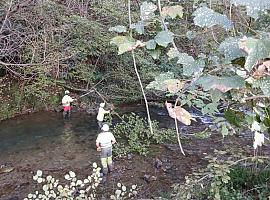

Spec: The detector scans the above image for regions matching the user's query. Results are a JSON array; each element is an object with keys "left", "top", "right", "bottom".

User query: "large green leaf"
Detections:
[
  {"left": 110, "top": 36, "right": 127, "bottom": 46},
  {"left": 154, "top": 31, "right": 174, "bottom": 47},
  {"left": 224, "top": 109, "right": 244, "bottom": 127},
  {"left": 118, "top": 41, "right": 134, "bottom": 55},
  {"left": 109, "top": 25, "right": 127, "bottom": 33},
  {"left": 177, "top": 53, "right": 194, "bottom": 65},
  {"left": 210, "top": 89, "right": 224, "bottom": 102},
  {"left": 243, "top": 38, "right": 270, "bottom": 71},
  {"left": 146, "top": 40, "right": 157, "bottom": 50},
  {"left": 161, "top": 5, "right": 184, "bottom": 19},
  {"left": 146, "top": 72, "right": 174, "bottom": 91},
  {"left": 193, "top": 7, "right": 233, "bottom": 30},
  {"left": 183, "top": 59, "right": 205, "bottom": 77},
  {"left": 140, "top": 1, "right": 157, "bottom": 21},
  {"left": 218, "top": 37, "right": 246, "bottom": 60},
  {"left": 167, "top": 48, "right": 180, "bottom": 59},
  {"left": 131, "top": 21, "right": 144, "bottom": 34},
  {"left": 231, "top": 0, "right": 270, "bottom": 19},
  {"left": 196, "top": 75, "right": 245, "bottom": 92},
  {"left": 253, "top": 77, "right": 270, "bottom": 96},
  {"left": 177, "top": 53, "right": 205, "bottom": 76},
  {"left": 149, "top": 49, "right": 161, "bottom": 60},
  {"left": 110, "top": 36, "right": 136, "bottom": 55},
  {"left": 202, "top": 102, "right": 219, "bottom": 116}
]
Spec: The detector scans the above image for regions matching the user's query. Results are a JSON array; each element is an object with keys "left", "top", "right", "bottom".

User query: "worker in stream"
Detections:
[
  {"left": 62, "top": 90, "right": 76, "bottom": 118},
  {"left": 96, "top": 123, "right": 116, "bottom": 175},
  {"left": 96, "top": 102, "right": 111, "bottom": 129}
]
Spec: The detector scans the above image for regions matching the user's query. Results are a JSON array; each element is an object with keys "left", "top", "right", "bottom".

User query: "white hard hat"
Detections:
[
  {"left": 101, "top": 124, "right": 109, "bottom": 132},
  {"left": 65, "top": 90, "right": 70, "bottom": 94},
  {"left": 100, "top": 102, "right": 105, "bottom": 107}
]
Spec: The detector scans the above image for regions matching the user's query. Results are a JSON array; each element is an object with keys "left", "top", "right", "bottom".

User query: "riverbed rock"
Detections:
[
  {"left": 143, "top": 174, "right": 157, "bottom": 183},
  {"left": 154, "top": 158, "right": 162, "bottom": 169},
  {"left": 127, "top": 154, "right": 133, "bottom": 160},
  {"left": 0, "top": 165, "right": 14, "bottom": 174}
]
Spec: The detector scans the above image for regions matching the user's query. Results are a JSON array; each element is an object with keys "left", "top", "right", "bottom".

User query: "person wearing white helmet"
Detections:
[
  {"left": 62, "top": 90, "right": 76, "bottom": 118},
  {"left": 96, "top": 123, "right": 116, "bottom": 175},
  {"left": 96, "top": 102, "right": 111, "bottom": 129}
]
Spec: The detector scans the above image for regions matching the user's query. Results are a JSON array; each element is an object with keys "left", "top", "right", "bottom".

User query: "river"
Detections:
[{"left": 0, "top": 105, "right": 257, "bottom": 199}]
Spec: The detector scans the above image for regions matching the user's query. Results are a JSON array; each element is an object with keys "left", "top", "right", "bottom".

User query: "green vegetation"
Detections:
[
  {"left": 172, "top": 150, "right": 270, "bottom": 200},
  {"left": 112, "top": 113, "right": 176, "bottom": 156}
]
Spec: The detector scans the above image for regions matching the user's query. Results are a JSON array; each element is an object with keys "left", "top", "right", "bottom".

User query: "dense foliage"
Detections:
[
  {"left": 112, "top": 113, "right": 176, "bottom": 156},
  {"left": 0, "top": 0, "right": 160, "bottom": 119}
]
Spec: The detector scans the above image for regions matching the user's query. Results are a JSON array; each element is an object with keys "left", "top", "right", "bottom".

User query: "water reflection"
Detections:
[{"left": 62, "top": 119, "right": 74, "bottom": 142}]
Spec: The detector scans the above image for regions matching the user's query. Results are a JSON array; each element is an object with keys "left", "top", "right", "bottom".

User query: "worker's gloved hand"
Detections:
[{"left": 96, "top": 147, "right": 101, "bottom": 152}]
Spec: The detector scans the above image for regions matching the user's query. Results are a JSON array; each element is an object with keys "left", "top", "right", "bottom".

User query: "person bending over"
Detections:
[{"left": 96, "top": 102, "right": 110, "bottom": 129}]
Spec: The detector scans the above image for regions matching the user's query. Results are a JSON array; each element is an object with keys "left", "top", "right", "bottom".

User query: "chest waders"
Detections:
[{"left": 100, "top": 146, "right": 113, "bottom": 175}]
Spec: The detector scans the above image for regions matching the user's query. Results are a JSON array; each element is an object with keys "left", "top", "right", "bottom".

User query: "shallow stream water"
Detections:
[{"left": 0, "top": 105, "right": 259, "bottom": 199}]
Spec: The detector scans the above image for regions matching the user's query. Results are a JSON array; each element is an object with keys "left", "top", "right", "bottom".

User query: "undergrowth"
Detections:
[
  {"left": 112, "top": 113, "right": 176, "bottom": 156},
  {"left": 172, "top": 149, "right": 270, "bottom": 200}
]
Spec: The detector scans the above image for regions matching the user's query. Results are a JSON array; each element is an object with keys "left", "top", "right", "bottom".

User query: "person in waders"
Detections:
[
  {"left": 96, "top": 124, "right": 116, "bottom": 175},
  {"left": 62, "top": 90, "right": 75, "bottom": 118},
  {"left": 96, "top": 102, "right": 111, "bottom": 129}
]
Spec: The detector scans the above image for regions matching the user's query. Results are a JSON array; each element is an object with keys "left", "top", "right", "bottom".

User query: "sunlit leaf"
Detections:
[
  {"left": 131, "top": 21, "right": 144, "bottom": 34},
  {"left": 221, "top": 124, "right": 229, "bottom": 136},
  {"left": 218, "top": 37, "right": 246, "bottom": 60},
  {"left": 110, "top": 36, "right": 128, "bottom": 46},
  {"left": 177, "top": 53, "right": 195, "bottom": 64},
  {"left": 193, "top": 7, "right": 233, "bottom": 30},
  {"left": 146, "top": 40, "right": 156, "bottom": 50},
  {"left": 161, "top": 5, "right": 184, "bottom": 19},
  {"left": 140, "top": 1, "right": 157, "bottom": 21},
  {"left": 177, "top": 53, "right": 205, "bottom": 76},
  {"left": 154, "top": 31, "right": 174, "bottom": 47},
  {"left": 118, "top": 41, "right": 136, "bottom": 55},
  {"left": 149, "top": 49, "right": 161, "bottom": 59},
  {"left": 253, "top": 77, "right": 270, "bottom": 96},
  {"left": 166, "top": 79, "right": 184, "bottom": 93},
  {"left": 196, "top": 75, "right": 245, "bottom": 92},
  {"left": 239, "top": 37, "right": 270, "bottom": 71},
  {"left": 183, "top": 59, "right": 205, "bottom": 77},
  {"left": 109, "top": 25, "right": 127, "bottom": 33},
  {"left": 146, "top": 72, "right": 175, "bottom": 91},
  {"left": 165, "top": 101, "right": 194, "bottom": 125},
  {"left": 239, "top": 37, "right": 258, "bottom": 54},
  {"left": 110, "top": 36, "right": 136, "bottom": 55},
  {"left": 231, "top": 0, "right": 270, "bottom": 19},
  {"left": 167, "top": 48, "right": 180, "bottom": 59}
]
